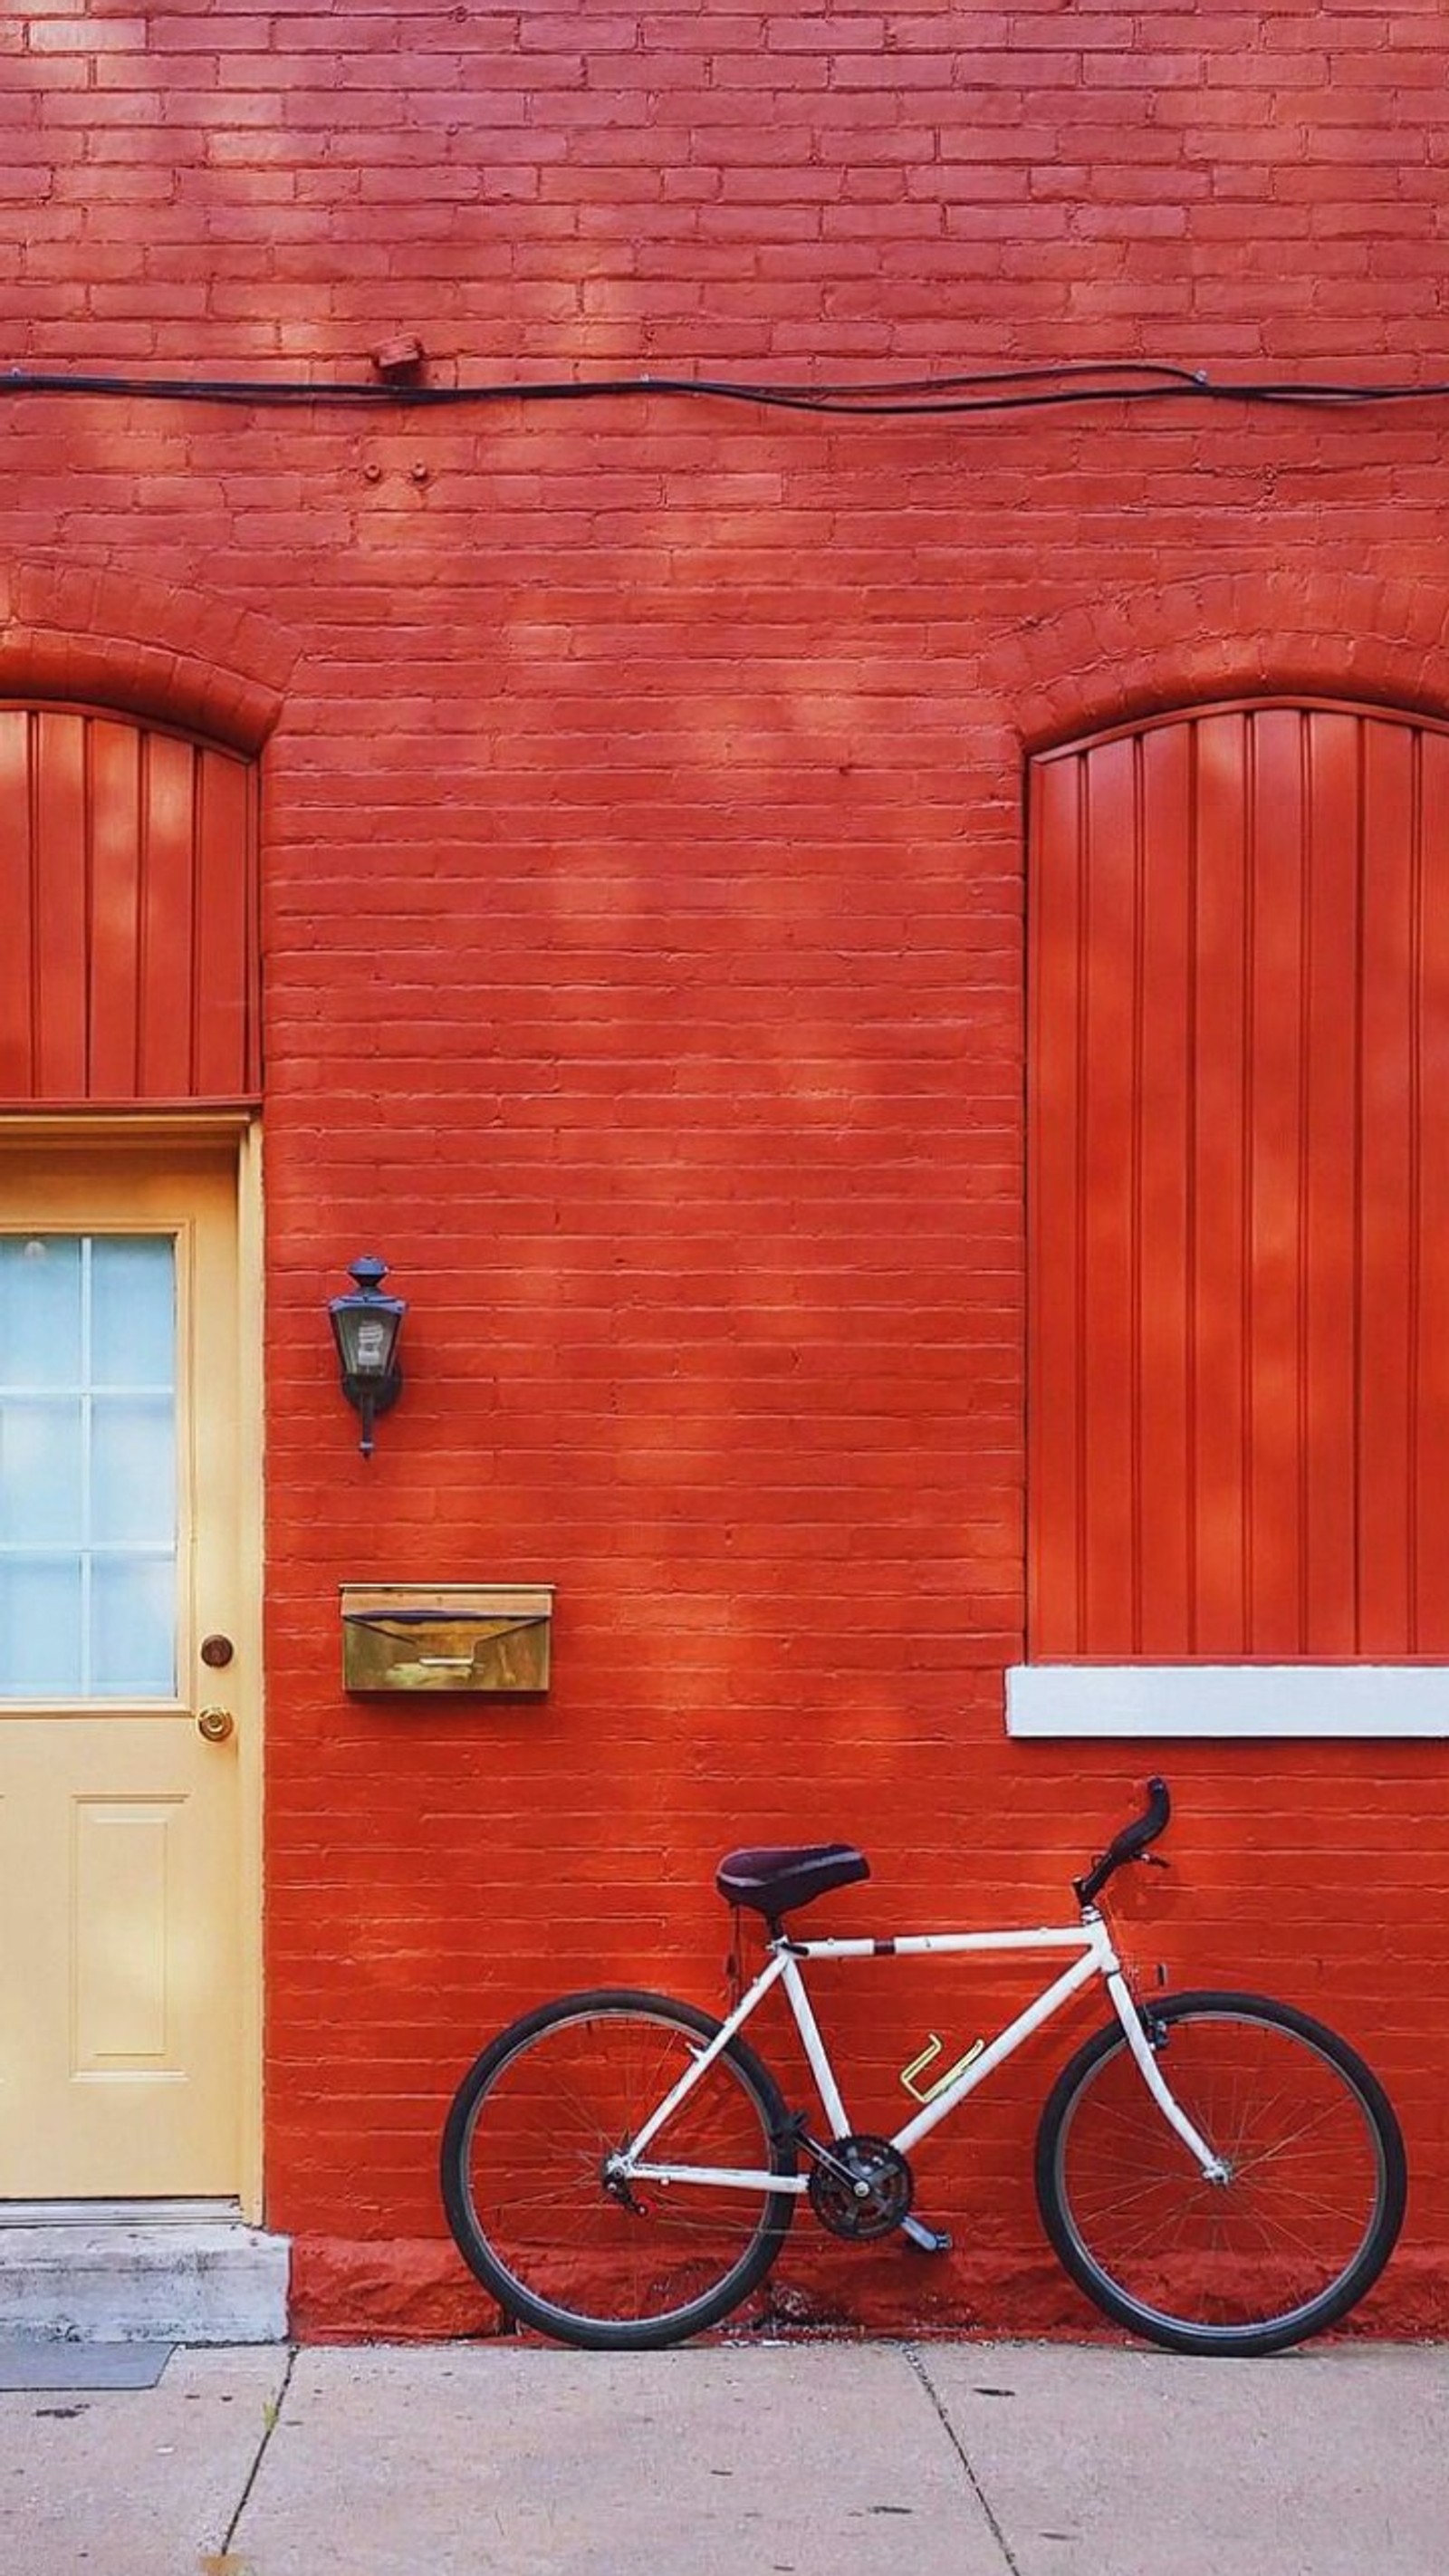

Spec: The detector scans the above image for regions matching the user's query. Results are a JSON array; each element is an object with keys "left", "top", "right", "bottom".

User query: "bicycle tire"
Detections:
[
  {"left": 440, "top": 1987, "right": 798, "bottom": 2350},
  {"left": 1035, "top": 1989, "right": 1406, "bottom": 2356}
]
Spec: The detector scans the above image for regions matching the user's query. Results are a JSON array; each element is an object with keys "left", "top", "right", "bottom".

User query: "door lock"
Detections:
[{"left": 197, "top": 1707, "right": 235, "bottom": 1744}]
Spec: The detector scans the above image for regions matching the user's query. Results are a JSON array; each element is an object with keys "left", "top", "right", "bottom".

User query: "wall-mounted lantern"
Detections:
[{"left": 329, "top": 1255, "right": 408, "bottom": 1457}]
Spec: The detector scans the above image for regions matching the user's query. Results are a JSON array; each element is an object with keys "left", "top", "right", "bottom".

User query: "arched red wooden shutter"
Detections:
[
  {"left": 0, "top": 705, "right": 259, "bottom": 1106},
  {"left": 1028, "top": 699, "right": 1449, "bottom": 1660}
]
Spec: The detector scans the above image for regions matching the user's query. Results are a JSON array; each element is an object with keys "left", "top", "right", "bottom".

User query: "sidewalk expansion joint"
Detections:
[
  {"left": 218, "top": 2341, "right": 298, "bottom": 2559},
  {"left": 901, "top": 2342, "right": 1022, "bottom": 2576}
]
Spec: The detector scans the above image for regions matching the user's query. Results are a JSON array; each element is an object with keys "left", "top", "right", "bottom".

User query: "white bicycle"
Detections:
[{"left": 440, "top": 1780, "right": 1406, "bottom": 2355}]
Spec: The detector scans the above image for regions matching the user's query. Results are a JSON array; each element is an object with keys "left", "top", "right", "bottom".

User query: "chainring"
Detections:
[{"left": 807, "top": 2133, "right": 915, "bottom": 2241}]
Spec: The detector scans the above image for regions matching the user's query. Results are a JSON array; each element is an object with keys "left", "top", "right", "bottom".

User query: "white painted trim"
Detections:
[{"left": 1005, "top": 1663, "right": 1449, "bottom": 1738}]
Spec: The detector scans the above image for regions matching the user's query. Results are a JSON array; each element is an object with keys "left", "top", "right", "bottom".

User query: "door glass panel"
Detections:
[
  {"left": 0, "top": 1237, "right": 82, "bottom": 1387},
  {"left": 92, "top": 1399, "right": 175, "bottom": 1543},
  {"left": 90, "top": 1238, "right": 175, "bottom": 1389},
  {"left": 91, "top": 1556, "right": 174, "bottom": 1697},
  {"left": 0, "top": 1235, "right": 178, "bottom": 1699},
  {"left": 0, "top": 1399, "right": 84, "bottom": 1543},
  {"left": 0, "top": 1557, "right": 84, "bottom": 1696}
]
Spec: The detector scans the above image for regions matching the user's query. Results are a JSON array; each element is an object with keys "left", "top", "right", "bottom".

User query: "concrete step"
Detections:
[{"left": 0, "top": 2214, "right": 289, "bottom": 2342}]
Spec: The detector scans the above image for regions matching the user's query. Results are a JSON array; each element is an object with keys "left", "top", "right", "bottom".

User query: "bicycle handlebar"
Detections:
[{"left": 1073, "top": 1776, "right": 1171, "bottom": 1908}]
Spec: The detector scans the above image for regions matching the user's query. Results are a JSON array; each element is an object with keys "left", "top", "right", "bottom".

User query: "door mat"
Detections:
[{"left": 0, "top": 2339, "right": 173, "bottom": 2390}]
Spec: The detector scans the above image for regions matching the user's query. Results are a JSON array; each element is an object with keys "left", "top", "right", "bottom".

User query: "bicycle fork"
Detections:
[{"left": 1102, "top": 1966, "right": 1231, "bottom": 2184}]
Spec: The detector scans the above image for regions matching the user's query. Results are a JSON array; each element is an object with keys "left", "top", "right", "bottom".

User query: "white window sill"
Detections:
[{"left": 1005, "top": 1664, "right": 1449, "bottom": 1738}]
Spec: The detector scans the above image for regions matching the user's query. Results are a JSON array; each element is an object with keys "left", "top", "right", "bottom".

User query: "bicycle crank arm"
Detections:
[{"left": 900, "top": 2216, "right": 953, "bottom": 2254}]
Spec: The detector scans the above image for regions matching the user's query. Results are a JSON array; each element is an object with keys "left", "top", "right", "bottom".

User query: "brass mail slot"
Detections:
[{"left": 341, "top": 1584, "right": 553, "bottom": 1696}]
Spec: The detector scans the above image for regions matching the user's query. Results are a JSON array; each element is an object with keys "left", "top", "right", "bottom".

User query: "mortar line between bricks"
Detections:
[
  {"left": 221, "top": 2342, "right": 298, "bottom": 2558},
  {"left": 901, "top": 2343, "right": 1023, "bottom": 2576}
]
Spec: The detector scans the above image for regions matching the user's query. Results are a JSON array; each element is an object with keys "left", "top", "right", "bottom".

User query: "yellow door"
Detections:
[{"left": 0, "top": 1144, "right": 249, "bottom": 2197}]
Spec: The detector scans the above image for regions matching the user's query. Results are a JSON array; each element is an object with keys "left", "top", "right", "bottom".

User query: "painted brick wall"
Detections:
[{"left": 5, "top": 0, "right": 1449, "bottom": 2336}]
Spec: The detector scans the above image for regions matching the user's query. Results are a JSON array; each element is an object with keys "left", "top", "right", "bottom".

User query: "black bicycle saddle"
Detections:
[{"left": 715, "top": 1842, "right": 870, "bottom": 1920}]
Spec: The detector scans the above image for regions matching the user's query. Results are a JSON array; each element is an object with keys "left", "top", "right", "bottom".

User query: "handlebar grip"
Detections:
[
  {"left": 1074, "top": 1775, "right": 1172, "bottom": 1907},
  {"left": 1139, "top": 1776, "right": 1171, "bottom": 1840}
]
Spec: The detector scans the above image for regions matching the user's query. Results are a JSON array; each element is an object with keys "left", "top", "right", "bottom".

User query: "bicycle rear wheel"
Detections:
[
  {"left": 440, "top": 1988, "right": 798, "bottom": 2350},
  {"left": 1035, "top": 1990, "right": 1406, "bottom": 2356}
]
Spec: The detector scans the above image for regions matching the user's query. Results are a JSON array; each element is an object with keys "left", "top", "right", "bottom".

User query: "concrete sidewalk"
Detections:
[{"left": 1, "top": 2339, "right": 1444, "bottom": 2576}]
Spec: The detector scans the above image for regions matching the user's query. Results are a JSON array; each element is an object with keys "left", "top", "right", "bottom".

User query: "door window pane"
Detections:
[
  {"left": 91, "top": 1556, "right": 174, "bottom": 1698},
  {"left": 90, "top": 1238, "right": 175, "bottom": 1389},
  {"left": 0, "top": 1399, "right": 84, "bottom": 1544},
  {"left": 92, "top": 1399, "right": 175, "bottom": 1545},
  {"left": 0, "top": 1235, "right": 177, "bottom": 1699},
  {"left": 0, "top": 1238, "right": 82, "bottom": 1388},
  {"left": 0, "top": 1557, "right": 84, "bottom": 1697}
]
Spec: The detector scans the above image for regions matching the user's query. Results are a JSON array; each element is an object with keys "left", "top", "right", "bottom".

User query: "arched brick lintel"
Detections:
[
  {"left": 995, "top": 570, "right": 1449, "bottom": 753},
  {"left": 0, "top": 563, "right": 294, "bottom": 753}
]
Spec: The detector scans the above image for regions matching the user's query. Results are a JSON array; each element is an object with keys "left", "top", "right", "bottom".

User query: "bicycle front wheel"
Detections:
[
  {"left": 440, "top": 1989, "right": 798, "bottom": 2350},
  {"left": 1035, "top": 1990, "right": 1406, "bottom": 2356}
]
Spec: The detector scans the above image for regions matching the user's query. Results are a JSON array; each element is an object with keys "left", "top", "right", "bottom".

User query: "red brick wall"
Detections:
[{"left": 6, "top": 2, "right": 1449, "bottom": 2336}]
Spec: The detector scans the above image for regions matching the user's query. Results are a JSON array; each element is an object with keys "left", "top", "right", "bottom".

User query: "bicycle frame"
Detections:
[{"left": 617, "top": 1908, "right": 1227, "bottom": 2194}]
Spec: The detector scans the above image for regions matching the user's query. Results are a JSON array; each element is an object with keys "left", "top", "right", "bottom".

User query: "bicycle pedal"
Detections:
[{"left": 899, "top": 2216, "right": 953, "bottom": 2255}]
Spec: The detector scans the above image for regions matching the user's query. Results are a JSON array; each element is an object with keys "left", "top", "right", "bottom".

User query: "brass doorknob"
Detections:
[{"left": 197, "top": 1707, "right": 235, "bottom": 1744}]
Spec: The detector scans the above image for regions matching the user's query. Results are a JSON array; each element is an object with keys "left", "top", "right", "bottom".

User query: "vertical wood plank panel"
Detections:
[
  {"left": 1300, "top": 714, "right": 1361, "bottom": 1652},
  {"left": 1412, "top": 731, "right": 1449, "bottom": 1650},
  {"left": 0, "top": 711, "right": 36, "bottom": 1093},
  {"left": 1357, "top": 719, "right": 1416, "bottom": 1653},
  {"left": 138, "top": 730, "right": 200, "bottom": 1098},
  {"left": 87, "top": 720, "right": 144, "bottom": 1098},
  {"left": 1190, "top": 711, "right": 1250, "bottom": 1653},
  {"left": 32, "top": 713, "right": 90, "bottom": 1097},
  {"left": 1027, "top": 754, "right": 1088, "bottom": 1654},
  {"left": 1134, "top": 723, "right": 1195, "bottom": 1650},
  {"left": 1244, "top": 707, "right": 1309, "bottom": 1651},
  {"left": 1079, "top": 736, "right": 1139, "bottom": 1648},
  {"left": 191, "top": 751, "right": 254, "bottom": 1097}
]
